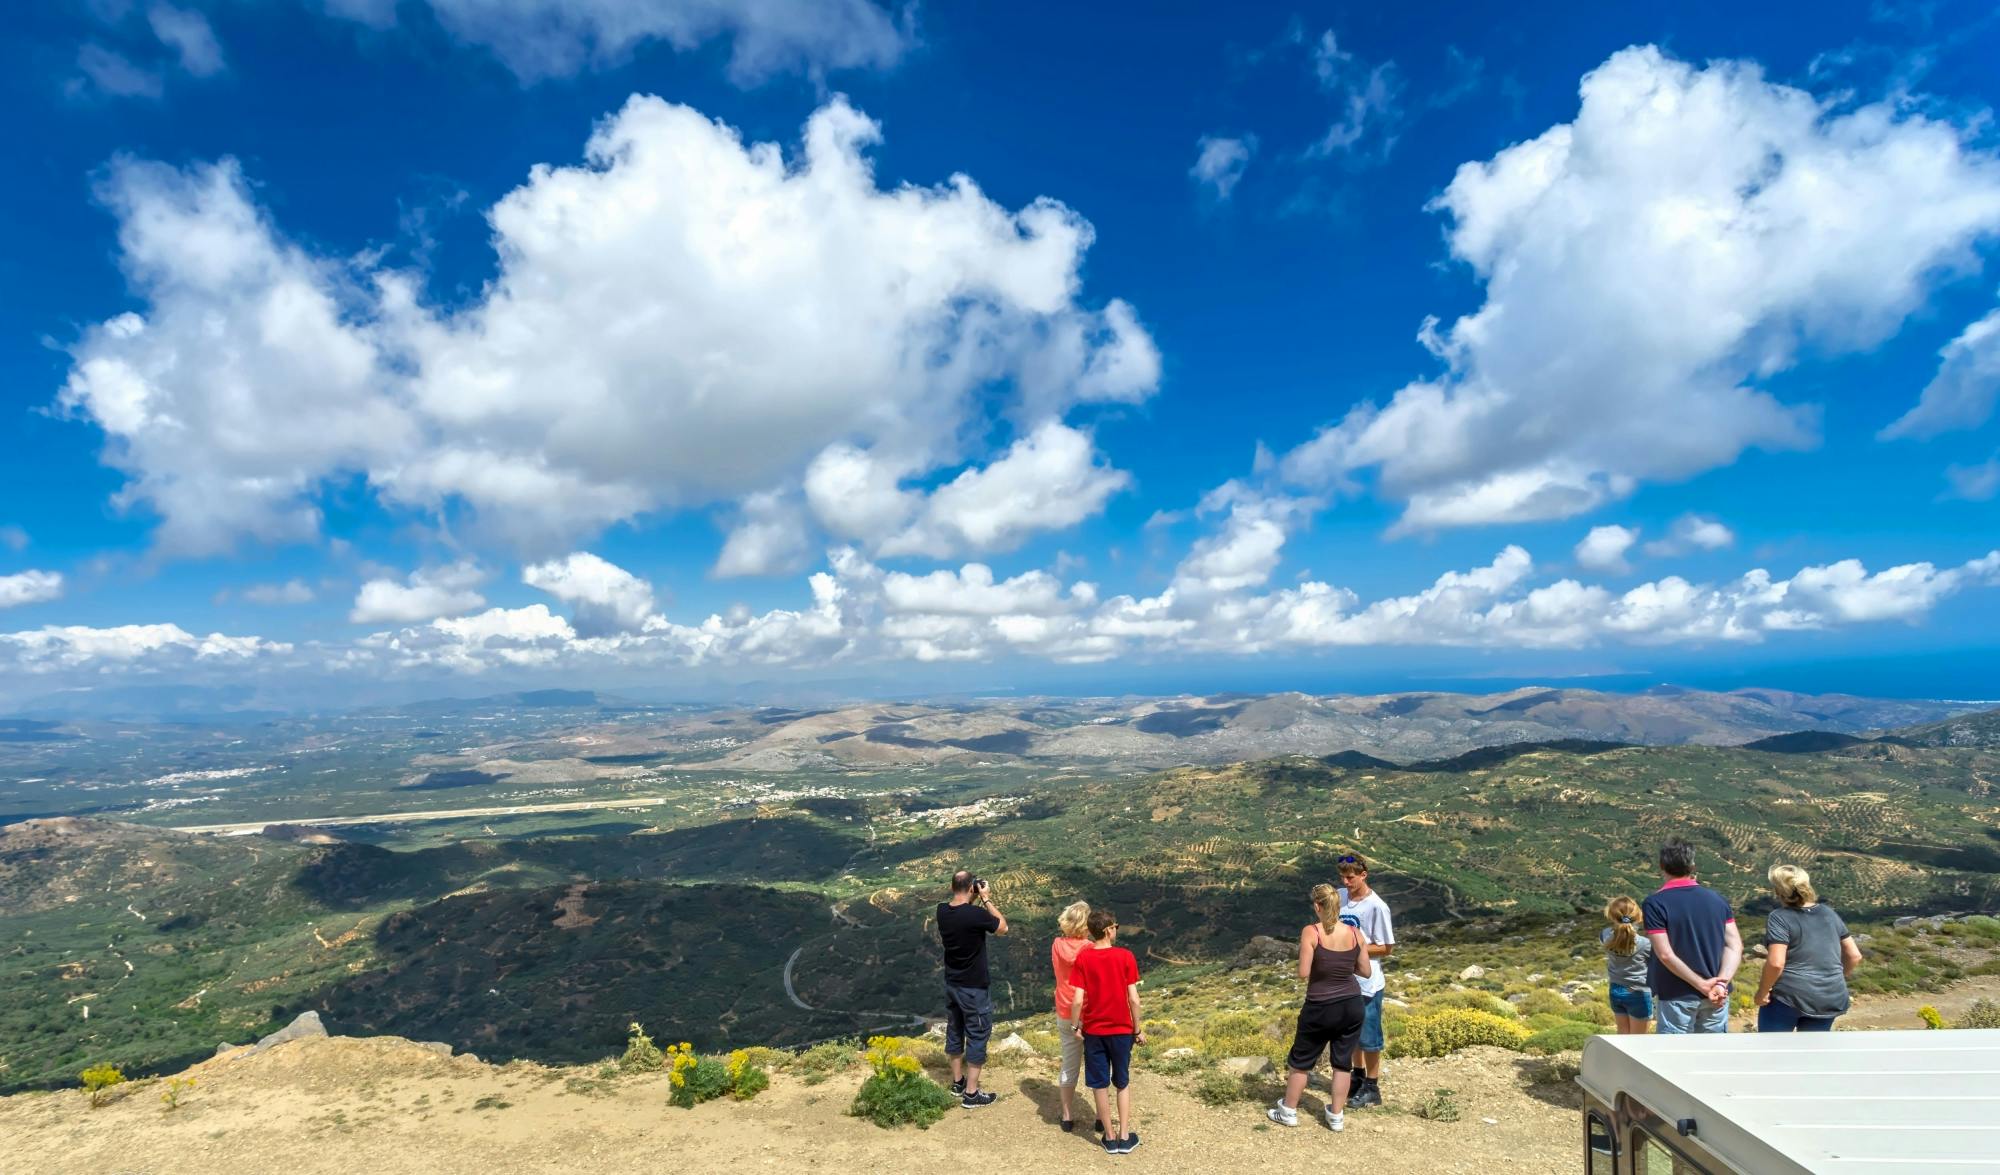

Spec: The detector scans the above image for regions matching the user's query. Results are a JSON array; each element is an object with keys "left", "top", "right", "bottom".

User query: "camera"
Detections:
[{"left": 972, "top": 877, "right": 988, "bottom": 893}]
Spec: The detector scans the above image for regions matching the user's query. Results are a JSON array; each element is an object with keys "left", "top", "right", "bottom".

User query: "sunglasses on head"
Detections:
[{"left": 1338, "top": 855, "right": 1361, "bottom": 865}]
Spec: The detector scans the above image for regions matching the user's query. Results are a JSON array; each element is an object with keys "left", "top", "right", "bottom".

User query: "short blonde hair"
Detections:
[
  {"left": 1769, "top": 864, "right": 1818, "bottom": 908},
  {"left": 1057, "top": 900, "right": 1091, "bottom": 939}
]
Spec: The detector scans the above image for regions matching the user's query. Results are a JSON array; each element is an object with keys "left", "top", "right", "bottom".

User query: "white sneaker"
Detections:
[
  {"left": 1324, "top": 1109, "right": 1345, "bottom": 1132},
  {"left": 1267, "top": 1100, "right": 1299, "bottom": 1127}
]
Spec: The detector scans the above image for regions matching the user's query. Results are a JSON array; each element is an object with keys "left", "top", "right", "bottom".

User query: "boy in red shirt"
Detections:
[{"left": 1067, "top": 907, "right": 1145, "bottom": 1154}]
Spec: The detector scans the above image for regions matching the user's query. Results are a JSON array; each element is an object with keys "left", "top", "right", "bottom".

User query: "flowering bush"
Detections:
[
  {"left": 80, "top": 1064, "right": 126, "bottom": 1108},
  {"left": 1388, "top": 1009, "right": 1530, "bottom": 1059},
  {"left": 1918, "top": 1005, "right": 1944, "bottom": 1030},
  {"left": 850, "top": 1036, "right": 955, "bottom": 1129},
  {"left": 725, "top": 1049, "right": 770, "bottom": 1100}
]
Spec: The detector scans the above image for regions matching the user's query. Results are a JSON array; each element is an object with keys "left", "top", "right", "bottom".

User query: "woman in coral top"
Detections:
[{"left": 1050, "top": 900, "right": 1092, "bottom": 1131}]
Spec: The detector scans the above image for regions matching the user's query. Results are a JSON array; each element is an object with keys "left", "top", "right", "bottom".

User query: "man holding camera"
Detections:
[{"left": 938, "top": 869, "right": 1009, "bottom": 1107}]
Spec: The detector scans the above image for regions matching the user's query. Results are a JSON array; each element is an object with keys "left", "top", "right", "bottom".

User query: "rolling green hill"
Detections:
[{"left": 5, "top": 731, "right": 1998, "bottom": 1093}]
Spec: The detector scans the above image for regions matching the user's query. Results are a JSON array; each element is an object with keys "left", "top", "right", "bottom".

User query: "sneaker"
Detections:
[
  {"left": 1266, "top": 1100, "right": 1300, "bottom": 1127},
  {"left": 1101, "top": 1139, "right": 1121, "bottom": 1156},
  {"left": 1093, "top": 1119, "right": 1105, "bottom": 1134},
  {"left": 1116, "top": 1133, "right": 1140, "bottom": 1154},
  {"left": 961, "top": 1090, "right": 996, "bottom": 1108},
  {"left": 951, "top": 1077, "right": 966, "bottom": 1095},
  {"left": 1323, "top": 1109, "right": 1345, "bottom": 1132},
  {"left": 1060, "top": 1119, "right": 1075, "bottom": 1133},
  {"left": 1347, "top": 1081, "right": 1382, "bottom": 1109}
]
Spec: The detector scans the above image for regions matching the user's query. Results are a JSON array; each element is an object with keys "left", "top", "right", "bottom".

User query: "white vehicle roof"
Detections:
[{"left": 1580, "top": 1029, "right": 2000, "bottom": 1173}]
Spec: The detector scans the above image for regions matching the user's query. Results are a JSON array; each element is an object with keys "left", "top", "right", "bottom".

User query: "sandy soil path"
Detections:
[{"left": 0, "top": 1038, "right": 1579, "bottom": 1175}]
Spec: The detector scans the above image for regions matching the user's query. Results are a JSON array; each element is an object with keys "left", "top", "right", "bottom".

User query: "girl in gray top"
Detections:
[
  {"left": 1603, "top": 895, "right": 1655, "bottom": 1033},
  {"left": 1755, "top": 864, "right": 1863, "bottom": 1033}
]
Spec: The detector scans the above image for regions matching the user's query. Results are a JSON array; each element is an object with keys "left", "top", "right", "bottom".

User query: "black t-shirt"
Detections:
[{"left": 937, "top": 901, "right": 1001, "bottom": 989}]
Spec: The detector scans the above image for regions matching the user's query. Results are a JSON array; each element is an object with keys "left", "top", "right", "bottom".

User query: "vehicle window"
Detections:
[
  {"left": 1586, "top": 1110, "right": 1616, "bottom": 1175},
  {"left": 1636, "top": 1132, "right": 1711, "bottom": 1175}
]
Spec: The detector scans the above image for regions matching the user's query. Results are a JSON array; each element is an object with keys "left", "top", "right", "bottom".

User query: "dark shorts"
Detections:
[
  {"left": 1286, "top": 995, "right": 1366, "bottom": 1072},
  {"left": 1083, "top": 1032, "right": 1134, "bottom": 1090},
  {"left": 943, "top": 983, "right": 993, "bottom": 1064},
  {"left": 1358, "top": 989, "right": 1386, "bottom": 1053},
  {"left": 1609, "top": 983, "right": 1654, "bottom": 1019}
]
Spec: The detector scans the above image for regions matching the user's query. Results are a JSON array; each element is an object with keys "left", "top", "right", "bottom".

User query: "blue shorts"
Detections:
[
  {"left": 1358, "top": 989, "right": 1385, "bottom": 1053},
  {"left": 1655, "top": 997, "right": 1728, "bottom": 1035},
  {"left": 1608, "top": 984, "right": 1653, "bottom": 1019},
  {"left": 1083, "top": 1032, "right": 1134, "bottom": 1090},
  {"left": 943, "top": 984, "right": 993, "bottom": 1064}
]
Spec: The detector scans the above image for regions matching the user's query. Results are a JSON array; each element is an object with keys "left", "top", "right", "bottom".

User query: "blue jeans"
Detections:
[
  {"left": 1608, "top": 984, "right": 1654, "bottom": 1019},
  {"left": 1358, "top": 989, "right": 1386, "bottom": 1053},
  {"left": 1656, "top": 997, "right": 1728, "bottom": 1034},
  {"left": 943, "top": 984, "right": 993, "bottom": 1064},
  {"left": 1758, "top": 999, "right": 1836, "bottom": 1032}
]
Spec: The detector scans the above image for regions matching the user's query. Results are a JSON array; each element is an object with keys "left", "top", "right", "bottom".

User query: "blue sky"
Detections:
[{"left": 3, "top": 0, "right": 2000, "bottom": 704}]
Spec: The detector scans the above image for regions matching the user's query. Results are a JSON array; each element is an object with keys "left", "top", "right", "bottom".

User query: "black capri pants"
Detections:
[{"left": 1286, "top": 994, "right": 1366, "bottom": 1072}]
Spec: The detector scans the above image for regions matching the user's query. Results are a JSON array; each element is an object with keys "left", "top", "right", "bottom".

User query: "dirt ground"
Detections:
[{"left": 0, "top": 1038, "right": 1581, "bottom": 1175}]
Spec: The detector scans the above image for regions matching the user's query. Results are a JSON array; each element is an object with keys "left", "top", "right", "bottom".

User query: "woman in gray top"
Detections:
[{"left": 1754, "top": 864, "right": 1863, "bottom": 1032}]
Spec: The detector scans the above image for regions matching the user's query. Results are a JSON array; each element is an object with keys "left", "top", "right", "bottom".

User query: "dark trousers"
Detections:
[{"left": 1758, "top": 999, "right": 1837, "bottom": 1032}]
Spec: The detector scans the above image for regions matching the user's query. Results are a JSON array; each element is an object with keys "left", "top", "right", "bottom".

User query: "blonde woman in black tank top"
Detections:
[{"left": 1267, "top": 883, "right": 1372, "bottom": 1132}]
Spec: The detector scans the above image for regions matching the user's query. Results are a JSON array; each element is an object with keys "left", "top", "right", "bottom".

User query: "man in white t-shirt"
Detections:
[{"left": 1337, "top": 853, "right": 1395, "bottom": 1109}]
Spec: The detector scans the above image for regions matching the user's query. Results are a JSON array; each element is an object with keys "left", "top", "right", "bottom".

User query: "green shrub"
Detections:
[
  {"left": 790, "top": 1039, "right": 860, "bottom": 1085},
  {"left": 79, "top": 1064, "right": 126, "bottom": 1108},
  {"left": 1569, "top": 1000, "right": 1615, "bottom": 1026},
  {"left": 1388, "top": 1010, "right": 1530, "bottom": 1059},
  {"left": 1193, "top": 1069, "right": 1252, "bottom": 1107},
  {"left": 666, "top": 1043, "right": 731, "bottom": 1109},
  {"left": 1416, "top": 991, "right": 1518, "bottom": 1019},
  {"left": 1198, "top": 1011, "right": 1285, "bottom": 1063},
  {"left": 1956, "top": 999, "right": 2000, "bottom": 1030},
  {"left": 849, "top": 1038, "right": 956, "bottom": 1129},
  {"left": 1522, "top": 1022, "right": 1605, "bottom": 1054},
  {"left": 1411, "top": 1087, "right": 1460, "bottom": 1122},
  {"left": 1511, "top": 990, "right": 1575, "bottom": 1019},
  {"left": 619, "top": 1022, "right": 665, "bottom": 1072},
  {"left": 725, "top": 1050, "right": 770, "bottom": 1100},
  {"left": 1961, "top": 916, "right": 2000, "bottom": 943}
]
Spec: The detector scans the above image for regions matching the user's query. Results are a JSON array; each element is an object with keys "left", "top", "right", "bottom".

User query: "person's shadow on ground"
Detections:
[{"left": 1016, "top": 1076, "right": 1110, "bottom": 1147}]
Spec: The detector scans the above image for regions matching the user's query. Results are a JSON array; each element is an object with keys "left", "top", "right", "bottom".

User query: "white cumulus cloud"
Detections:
[
  {"left": 1281, "top": 45, "right": 2000, "bottom": 534},
  {"left": 349, "top": 563, "right": 487, "bottom": 624},
  {"left": 1643, "top": 514, "right": 1736, "bottom": 557},
  {"left": 63, "top": 98, "right": 1155, "bottom": 563},
  {"left": 0, "top": 571, "right": 65, "bottom": 609},
  {"left": 1574, "top": 525, "right": 1639, "bottom": 573},
  {"left": 523, "top": 552, "right": 658, "bottom": 636}
]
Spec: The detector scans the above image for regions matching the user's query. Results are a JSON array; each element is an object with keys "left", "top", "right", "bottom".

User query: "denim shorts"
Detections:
[
  {"left": 1358, "top": 989, "right": 1386, "bottom": 1053},
  {"left": 1608, "top": 983, "right": 1653, "bottom": 1019},
  {"left": 1655, "top": 996, "right": 1729, "bottom": 1035},
  {"left": 1083, "top": 1032, "right": 1134, "bottom": 1090}
]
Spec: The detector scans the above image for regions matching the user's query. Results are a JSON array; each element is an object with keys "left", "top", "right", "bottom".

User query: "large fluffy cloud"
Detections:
[
  {"left": 61, "top": 97, "right": 1156, "bottom": 561},
  {"left": 1281, "top": 46, "right": 2000, "bottom": 532}
]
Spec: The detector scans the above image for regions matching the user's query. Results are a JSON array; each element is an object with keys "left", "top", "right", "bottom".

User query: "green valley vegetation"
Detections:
[{"left": 3, "top": 720, "right": 1998, "bottom": 1095}]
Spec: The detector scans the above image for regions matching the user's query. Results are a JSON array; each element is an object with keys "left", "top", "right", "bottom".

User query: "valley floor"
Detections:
[{"left": 0, "top": 1035, "right": 1577, "bottom": 1175}]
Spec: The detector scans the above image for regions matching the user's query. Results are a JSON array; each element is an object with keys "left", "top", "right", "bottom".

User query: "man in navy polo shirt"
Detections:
[{"left": 1642, "top": 838, "right": 1741, "bottom": 1034}]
